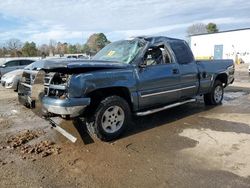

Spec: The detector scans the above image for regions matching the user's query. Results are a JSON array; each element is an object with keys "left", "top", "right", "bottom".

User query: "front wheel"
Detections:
[
  {"left": 204, "top": 80, "right": 224, "bottom": 105},
  {"left": 86, "top": 96, "right": 131, "bottom": 141}
]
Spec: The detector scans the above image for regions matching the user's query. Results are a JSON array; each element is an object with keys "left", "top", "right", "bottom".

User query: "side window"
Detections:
[
  {"left": 170, "top": 41, "right": 194, "bottom": 64},
  {"left": 5, "top": 60, "right": 19, "bottom": 67},
  {"left": 20, "top": 60, "right": 33, "bottom": 66},
  {"left": 144, "top": 45, "right": 172, "bottom": 66}
]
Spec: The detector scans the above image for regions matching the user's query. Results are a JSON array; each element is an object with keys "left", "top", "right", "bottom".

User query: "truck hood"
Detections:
[{"left": 42, "top": 59, "right": 130, "bottom": 73}]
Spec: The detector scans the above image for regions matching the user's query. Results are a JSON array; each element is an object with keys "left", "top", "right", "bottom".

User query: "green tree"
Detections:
[
  {"left": 22, "top": 42, "right": 38, "bottom": 57},
  {"left": 86, "top": 33, "right": 110, "bottom": 55},
  {"left": 68, "top": 44, "right": 77, "bottom": 54},
  {"left": 82, "top": 44, "right": 91, "bottom": 55},
  {"left": 206, "top": 23, "right": 219, "bottom": 33},
  {"left": 95, "top": 33, "right": 110, "bottom": 50}
]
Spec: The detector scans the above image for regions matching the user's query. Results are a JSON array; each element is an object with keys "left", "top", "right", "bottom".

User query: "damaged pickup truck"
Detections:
[{"left": 18, "top": 36, "right": 234, "bottom": 141}]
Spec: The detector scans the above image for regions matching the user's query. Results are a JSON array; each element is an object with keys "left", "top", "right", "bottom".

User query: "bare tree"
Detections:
[
  {"left": 55, "top": 42, "right": 69, "bottom": 56},
  {"left": 49, "top": 39, "right": 57, "bottom": 56},
  {"left": 5, "top": 38, "right": 23, "bottom": 57},
  {"left": 75, "top": 43, "right": 83, "bottom": 53},
  {"left": 38, "top": 44, "right": 50, "bottom": 58},
  {"left": 187, "top": 23, "right": 208, "bottom": 36}
]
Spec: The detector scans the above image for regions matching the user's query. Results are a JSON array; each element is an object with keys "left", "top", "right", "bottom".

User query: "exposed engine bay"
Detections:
[{"left": 44, "top": 72, "right": 70, "bottom": 99}]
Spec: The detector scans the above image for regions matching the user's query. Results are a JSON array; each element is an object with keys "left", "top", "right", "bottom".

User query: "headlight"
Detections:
[{"left": 5, "top": 75, "right": 16, "bottom": 80}]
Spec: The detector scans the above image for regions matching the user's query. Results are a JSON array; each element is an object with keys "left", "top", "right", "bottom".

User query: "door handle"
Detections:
[
  {"left": 202, "top": 72, "right": 207, "bottom": 78},
  {"left": 172, "top": 69, "right": 179, "bottom": 74}
]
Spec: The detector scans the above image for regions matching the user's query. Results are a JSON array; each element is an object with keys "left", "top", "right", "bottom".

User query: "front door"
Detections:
[{"left": 137, "top": 45, "right": 181, "bottom": 109}]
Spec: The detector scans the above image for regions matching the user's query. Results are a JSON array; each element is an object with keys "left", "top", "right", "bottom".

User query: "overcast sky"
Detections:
[{"left": 0, "top": 0, "right": 249, "bottom": 44}]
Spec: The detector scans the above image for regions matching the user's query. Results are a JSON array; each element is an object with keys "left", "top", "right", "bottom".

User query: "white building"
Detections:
[{"left": 190, "top": 28, "right": 250, "bottom": 63}]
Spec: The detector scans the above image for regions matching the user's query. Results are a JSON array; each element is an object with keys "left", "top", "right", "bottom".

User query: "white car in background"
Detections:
[
  {"left": 0, "top": 69, "right": 23, "bottom": 91},
  {"left": 0, "top": 57, "right": 70, "bottom": 91}
]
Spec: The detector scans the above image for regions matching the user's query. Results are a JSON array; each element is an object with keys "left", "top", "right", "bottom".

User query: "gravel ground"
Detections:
[{"left": 0, "top": 64, "right": 250, "bottom": 188}]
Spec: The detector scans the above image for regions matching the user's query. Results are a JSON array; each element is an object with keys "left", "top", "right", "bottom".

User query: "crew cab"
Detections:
[{"left": 18, "top": 36, "right": 234, "bottom": 141}]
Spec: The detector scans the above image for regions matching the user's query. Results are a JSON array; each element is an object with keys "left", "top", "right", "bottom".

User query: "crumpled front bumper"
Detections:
[{"left": 42, "top": 97, "right": 91, "bottom": 118}]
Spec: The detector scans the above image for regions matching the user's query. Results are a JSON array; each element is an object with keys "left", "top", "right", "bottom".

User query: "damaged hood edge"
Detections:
[{"left": 42, "top": 60, "right": 130, "bottom": 72}]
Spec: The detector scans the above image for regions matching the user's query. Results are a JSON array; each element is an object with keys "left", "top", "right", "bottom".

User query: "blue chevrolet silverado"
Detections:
[{"left": 18, "top": 36, "right": 234, "bottom": 141}]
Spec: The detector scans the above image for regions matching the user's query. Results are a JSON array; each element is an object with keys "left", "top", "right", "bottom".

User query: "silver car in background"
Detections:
[
  {"left": 0, "top": 69, "right": 23, "bottom": 91},
  {"left": 0, "top": 59, "right": 34, "bottom": 78},
  {"left": 0, "top": 60, "right": 39, "bottom": 91}
]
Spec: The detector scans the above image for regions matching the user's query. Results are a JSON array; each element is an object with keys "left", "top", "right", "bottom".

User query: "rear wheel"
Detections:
[
  {"left": 204, "top": 80, "right": 224, "bottom": 105},
  {"left": 85, "top": 96, "right": 131, "bottom": 141}
]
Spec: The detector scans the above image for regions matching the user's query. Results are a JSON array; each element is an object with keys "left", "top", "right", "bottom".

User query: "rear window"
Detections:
[{"left": 170, "top": 41, "right": 194, "bottom": 64}]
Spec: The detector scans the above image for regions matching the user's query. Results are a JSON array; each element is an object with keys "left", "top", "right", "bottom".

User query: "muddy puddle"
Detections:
[{"left": 224, "top": 91, "right": 248, "bottom": 101}]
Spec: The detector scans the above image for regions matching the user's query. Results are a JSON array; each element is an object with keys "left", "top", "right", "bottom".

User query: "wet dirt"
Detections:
[
  {"left": 20, "top": 140, "right": 61, "bottom": 159},
  {"left": 7, "top": 130, "right": 42, "bottom": 148},
  {"left": 0, "top": 64, "right": 250, "bottom": 187}
]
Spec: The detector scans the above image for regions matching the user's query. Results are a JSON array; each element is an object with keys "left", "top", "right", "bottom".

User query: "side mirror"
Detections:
[{"left": 139, "top": 62, "right": 147, "bottom": 68}]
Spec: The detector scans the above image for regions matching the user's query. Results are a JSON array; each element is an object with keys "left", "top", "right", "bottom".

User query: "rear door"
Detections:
[
  {"left": 170, "top": 41, "right": 199, "bottom": 98},
  {"left": 137, "top": 44, "right": 181, "bottom": 109}
]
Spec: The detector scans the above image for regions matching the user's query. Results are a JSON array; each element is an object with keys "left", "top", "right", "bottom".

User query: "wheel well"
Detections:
[
  {"left": 215, "top": 73, "right": 228, "bottom": 86},
  {"left": 86, "top": 87, "right": 133, "bottom": 112}
]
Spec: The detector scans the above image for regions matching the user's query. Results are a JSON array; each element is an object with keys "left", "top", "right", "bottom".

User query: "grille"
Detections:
[
  {"left": 44, "top": 73, "right": 55, "bottom": 96},
  {"left": 22, "top": 71, "right": 37, "bottom": 85},
  {"left": 43, "top": 72, "right": 67, "bottom": 98}
]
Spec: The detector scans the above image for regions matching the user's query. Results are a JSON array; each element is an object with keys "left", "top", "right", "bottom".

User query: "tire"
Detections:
[
  {"left": 204, "top": 80, "right": 224, "bottom": 105},
  {"left": 85, "top": 96, "right": 131, "bottom": 141}
]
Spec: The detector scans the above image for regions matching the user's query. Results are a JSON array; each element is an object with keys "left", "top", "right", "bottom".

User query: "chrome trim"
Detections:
[
  {"left": 49, "top": 84, "right": 66, "bottom": 90},
  {"left": 21, "top": 82, "right": 32, "bottom": 88},
  {"left": 43, "top": 104, "right": 87, "bottom": 117},
  {"left": 23, "top": 70, "right": 38, "bottom": 75},
  {"left": 141, "top": 86, "right": 196, "bottom": 98},
  {"left": 136, "top": 99, "right": 196, "bottom": 116}
]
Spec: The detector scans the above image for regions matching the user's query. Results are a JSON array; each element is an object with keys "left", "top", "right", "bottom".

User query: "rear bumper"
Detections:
[{"left": 42, "top": 97, "right": 91, "bottom": 117}]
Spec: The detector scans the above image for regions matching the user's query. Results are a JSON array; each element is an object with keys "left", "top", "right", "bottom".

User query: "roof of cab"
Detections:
[{"left": 134, "top": 36, "right": 184, "bottom": 44}]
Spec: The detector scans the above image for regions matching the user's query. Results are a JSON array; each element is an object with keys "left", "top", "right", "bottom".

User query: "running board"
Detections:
[{"left": 136, "top": 99, "right": 196, "bottom": 116}]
